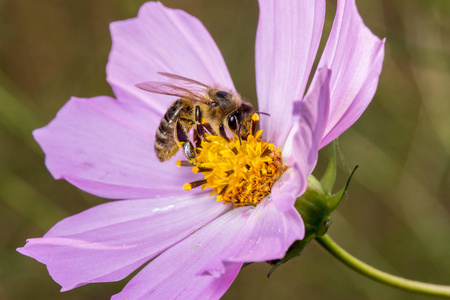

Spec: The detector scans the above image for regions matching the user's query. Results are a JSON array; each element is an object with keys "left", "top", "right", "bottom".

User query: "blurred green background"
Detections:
[{"left": 1, "top": 0, "right": 449, "bottom": 299}]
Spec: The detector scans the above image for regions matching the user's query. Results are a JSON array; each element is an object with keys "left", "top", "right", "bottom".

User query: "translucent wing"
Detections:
[
  {"left": 136, "top": 72, "right": 213, "bottom": 104},
  {"left": 157, "top": 72, "right": 210, "bottom": 88}
]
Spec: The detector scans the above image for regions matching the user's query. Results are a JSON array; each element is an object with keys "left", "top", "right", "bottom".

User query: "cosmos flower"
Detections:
[{"left": 18, "top": 0, "right": 384, "bottom": 299}]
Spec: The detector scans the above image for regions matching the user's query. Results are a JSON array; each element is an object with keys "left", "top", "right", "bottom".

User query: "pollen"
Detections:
[{"left": 182, "top": 130, "right": 287, "bottom": 206}]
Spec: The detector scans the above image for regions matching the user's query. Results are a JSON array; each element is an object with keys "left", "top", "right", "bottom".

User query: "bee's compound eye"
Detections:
[
  {"left": 227, "top": 114, "right": 238, "bottom": 131},
  {"left": 215, "top": 91, "right": 229, "bottom": 99}
]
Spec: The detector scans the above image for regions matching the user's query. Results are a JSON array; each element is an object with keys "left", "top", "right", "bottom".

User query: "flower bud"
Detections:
[
  {"left": 268, "top": 143, "right": 357, "bottom": 276},
  {"left": 295, "top": 175, "right": 333, "bottom": 237}
]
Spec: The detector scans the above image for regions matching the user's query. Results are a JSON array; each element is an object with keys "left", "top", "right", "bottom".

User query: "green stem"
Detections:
[{"left": 315, "top": 234, "right": 450, "bottom": 297}]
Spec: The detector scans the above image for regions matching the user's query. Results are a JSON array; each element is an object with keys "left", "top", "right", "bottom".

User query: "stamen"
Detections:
[
  {"left": 219, "top": 184, "right": 229, "bottom": 195},
  {"left": 183, "top": 179, "right": 207, "bottom": 191},
  {"left": 251, "top": 113, "right": 259, "bottom": 136},
  {"left": 176, "top": 160, "right": 195, "bottom": 167},
  {"left": 225, "top": 170, "right": 234, "bottom": 177},
  {"left": 181, "top": 130, "right": 287, "bottom": 207},
  {"left": 192, "top": 166, "right": 213, "bottom": 173},
  {"left": 260, "top": 147, "right": 272, "bottom": 158}
]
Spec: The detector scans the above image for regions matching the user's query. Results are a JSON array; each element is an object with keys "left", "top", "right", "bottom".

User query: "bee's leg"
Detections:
[
  {"left": 193, "top": 128, "right": 202, "bottom": 150},
  {"left": 219, "top": 124, "right": 230, "bottom": 142},
  {"left": 203, "top": 123, "right": 216, "bottom": 135},
  {"left": 194, "top": 106, "right": 210, "bottom": 142},
  {"left": 250, "top": 113, "right": 260, "bottom": 136},
  {"left": 176, "top": 120, "right": 196, "bottom": 161}
]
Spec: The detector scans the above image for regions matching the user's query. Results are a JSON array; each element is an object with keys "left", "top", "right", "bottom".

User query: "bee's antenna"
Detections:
[{"left": 255, "top": 111, "right": 271, "bottom": 117}]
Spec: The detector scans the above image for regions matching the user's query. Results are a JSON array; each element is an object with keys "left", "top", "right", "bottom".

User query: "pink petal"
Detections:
[
  {"left": 274, "top": 68, "right": 331, "bottom": 211},
  {"left": 255, "top": 0, "right": 326, "bottom": 145},
  {"left": 17, "top": 194, "right": 229, "bottom": 291},
  {"left": 199, "top": 197, "right": 304, "bottom": 277},
  {"left": 34, "top": 96, "right": 197, "bottom": 199},
  {"left": 107, "top": 2, "right": 234, "bottom": 111},
  {"left": 269, "top": 168, "right": 305, "bottom": 212},
  {"left": 113, "top": 208, "right": 249, "bottom": 300},
  {"left": 114, "top": 198, "right": 303, "bottom": 299},
  {"left": 317, "top": 0, "right": 385, "bottom": 148}
]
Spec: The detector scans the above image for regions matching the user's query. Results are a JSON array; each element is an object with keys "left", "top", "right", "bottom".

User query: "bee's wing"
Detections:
[
  {"left": 136, "top": 73, "right": 212, "bottom": 104},
  {"left": 157, "top": 72, "right": 210, "bottom": 88}
]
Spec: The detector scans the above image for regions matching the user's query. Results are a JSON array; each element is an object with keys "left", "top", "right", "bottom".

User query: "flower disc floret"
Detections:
[{"left": 183, "top": 130, "right": 287, "bottom": 206}]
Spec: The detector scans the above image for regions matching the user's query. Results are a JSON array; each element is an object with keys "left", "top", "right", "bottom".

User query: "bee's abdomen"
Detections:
[{"left": 155, "top": 99, "right": 192, "bottom": 161}]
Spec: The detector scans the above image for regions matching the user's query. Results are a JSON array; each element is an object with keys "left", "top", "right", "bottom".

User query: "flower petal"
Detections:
[
  {"left": 107, "top": 2, "right": 234, "bottom": 111},
  {"left": 112, "top": 208, "right": 249, "bottom": 300},
  {"left": 274, "top": 68, "right": 331, "bottom": 211},
  {"left": 17, "top": 194, "right": 229, "bottom": 292},
  {"left": 317, "top": 0, "right": 385, "bottom": 148},
  {"left": 255, "top": 0, "right": 326, "bottom": 145},
  {"left": 199, "top": 197, "right": 304, "bottom": 277},
  {"left": 34, "top": 96, "right": 193, "bottom": 199}
]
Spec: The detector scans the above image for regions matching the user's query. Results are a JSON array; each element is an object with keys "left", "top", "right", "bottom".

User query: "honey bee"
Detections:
[{"left": 136, "top": 72, "right": 259, "bottom": 162}]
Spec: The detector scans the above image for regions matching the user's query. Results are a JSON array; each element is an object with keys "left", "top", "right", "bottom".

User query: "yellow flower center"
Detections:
[{"left": 180, "top": 130, "right": 287, "bottom": 206}]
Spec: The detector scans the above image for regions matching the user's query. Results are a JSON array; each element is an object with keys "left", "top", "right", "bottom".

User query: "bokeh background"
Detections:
[{"left": 1, "top": 0, "right": 449, "bottom": 299}]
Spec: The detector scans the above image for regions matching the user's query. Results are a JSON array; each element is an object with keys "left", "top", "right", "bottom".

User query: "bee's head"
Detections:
[{"left": 227, "top": 102, "right": 254, "bottom": 141}]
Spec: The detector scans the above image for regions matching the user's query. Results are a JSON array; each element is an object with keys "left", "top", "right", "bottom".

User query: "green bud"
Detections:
[
  {"left": 268, "top": 141, "right": 357, "bottom": 276},
  {"left": 296, "top": 175, "right": 333, "bottom": 237}
]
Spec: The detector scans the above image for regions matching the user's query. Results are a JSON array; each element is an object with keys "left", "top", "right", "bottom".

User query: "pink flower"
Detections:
[{"left": 18, "top": 0, "right": 384, "bottom": 299}]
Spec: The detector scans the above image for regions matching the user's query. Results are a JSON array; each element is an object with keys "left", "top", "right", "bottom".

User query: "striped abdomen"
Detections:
[{"left": 155, "top": 99, "right": 193, "bottom": 161}]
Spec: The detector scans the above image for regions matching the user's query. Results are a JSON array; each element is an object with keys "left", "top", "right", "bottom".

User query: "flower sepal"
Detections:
[{"left": 268, "top": 143, "right": 357, "bottom": 275}]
